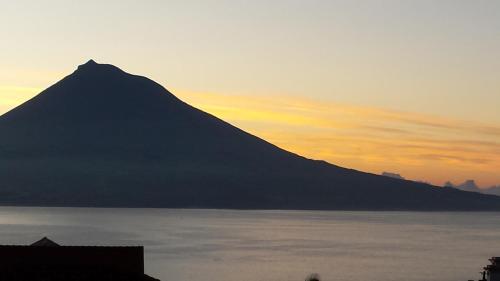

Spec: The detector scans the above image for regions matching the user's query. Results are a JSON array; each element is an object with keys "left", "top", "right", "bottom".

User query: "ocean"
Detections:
[{"left": 0, "top": 207, "right": 499, "bottom": 281}]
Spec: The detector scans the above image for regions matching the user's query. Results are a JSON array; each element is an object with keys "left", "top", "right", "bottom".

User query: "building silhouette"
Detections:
[{"left": 0, "top": 237, "right": 159, "bottom": 281}]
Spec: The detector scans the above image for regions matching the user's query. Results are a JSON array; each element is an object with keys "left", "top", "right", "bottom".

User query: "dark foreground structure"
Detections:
[
  {"left": 481, "top": 257, "right": 500, "bottom": 281},
  {"left": 0, "top": 237, "right": 159, "bottom": 281}
]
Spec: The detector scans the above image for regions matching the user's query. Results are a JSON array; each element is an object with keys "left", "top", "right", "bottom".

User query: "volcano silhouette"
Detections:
[{"left": 0, "top": 60, "right": 498, "bottom": 210}]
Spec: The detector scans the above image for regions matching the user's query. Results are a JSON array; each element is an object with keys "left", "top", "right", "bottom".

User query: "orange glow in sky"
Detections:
[
  {"left": 1, "top": 1, "right": 500, "bottom": 188},
  {"left": 176, "top": 91, "right": 500, "bottom": 188},
  {"left": 0, "top": 84, "right": 499, "bottom": 188}
]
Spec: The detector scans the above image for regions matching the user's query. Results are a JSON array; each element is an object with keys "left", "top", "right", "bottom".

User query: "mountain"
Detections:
[{"left": 1, "top": 60, "right": 500, "bottom": 210}]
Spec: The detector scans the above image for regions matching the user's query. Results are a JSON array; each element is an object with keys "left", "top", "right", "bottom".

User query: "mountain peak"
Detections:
[
  {"left": 75, "top": 59, "right": 125, "bottom": 77},
  {"left": 76, "top": 59, "right": 103, "bottom": 73},
  {"left": 85, "top": 59, "right": 97, "bottom": 65},
  {"left": 78, "top": 59, "right": 98, "bottom": 69}
]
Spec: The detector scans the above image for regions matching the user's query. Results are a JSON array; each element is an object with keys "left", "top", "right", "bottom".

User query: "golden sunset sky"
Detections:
[{"left": 1, "top": 1, "right": 499, "bottom": 187}]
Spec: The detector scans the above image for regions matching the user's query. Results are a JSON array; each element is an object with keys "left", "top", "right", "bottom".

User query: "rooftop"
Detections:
[
  {"left": 0, "top": 238, "right": 159, "bottom": 281},
  {"left": 30, "top": 237, "right": 60, "bottom": 247}
]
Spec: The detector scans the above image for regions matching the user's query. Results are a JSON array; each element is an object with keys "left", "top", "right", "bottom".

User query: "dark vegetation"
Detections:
[{"left": 305, "top": 273, "right": 321, "bottom": 281}]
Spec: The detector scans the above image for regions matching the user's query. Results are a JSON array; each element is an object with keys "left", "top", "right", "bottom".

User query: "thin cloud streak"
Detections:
[
  {"left": 0, "top": 86, "right": 498, "bottom": 186},
  {"left": 177, "top": 91, "right": 500, "bottom": 187}
]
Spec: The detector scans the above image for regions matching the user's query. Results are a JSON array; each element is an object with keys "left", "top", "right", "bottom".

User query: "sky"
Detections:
[{"left": 0, "top": 0, "right": 499, "bottom": 187}]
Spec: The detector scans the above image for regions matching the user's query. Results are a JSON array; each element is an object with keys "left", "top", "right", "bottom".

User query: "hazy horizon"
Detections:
[{"left": 1, "top": 1, "right": 499, "bottom": 187}]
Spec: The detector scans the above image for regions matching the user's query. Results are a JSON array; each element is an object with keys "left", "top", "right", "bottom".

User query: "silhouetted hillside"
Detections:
[{"left": 1, "top": 60, "right": 499, "bottom": 210}]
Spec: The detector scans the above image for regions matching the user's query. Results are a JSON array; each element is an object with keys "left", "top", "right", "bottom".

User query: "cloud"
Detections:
[
  {"left": 0, "top": 86, "right": 498, "bottom": 186},
  {"left": 382, "top": 172, "right": 405, "bottom": 180},
  {"left": 175, "top": 90, "right": 500, "bottom": 186}
]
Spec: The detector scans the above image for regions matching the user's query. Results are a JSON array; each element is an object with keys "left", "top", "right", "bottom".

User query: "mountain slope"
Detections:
[{"left": 1, "top": 60, "right": 499, "bottom": 210}]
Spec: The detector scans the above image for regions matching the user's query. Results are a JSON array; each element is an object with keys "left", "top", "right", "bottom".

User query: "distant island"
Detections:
[{"left": 0, "top": 60, "right": 499, "bottom": 211}]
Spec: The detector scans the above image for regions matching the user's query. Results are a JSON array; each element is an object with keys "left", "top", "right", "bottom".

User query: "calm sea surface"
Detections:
[{"left": 0, "top": 207, "right": 499, "bottom": 281}]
